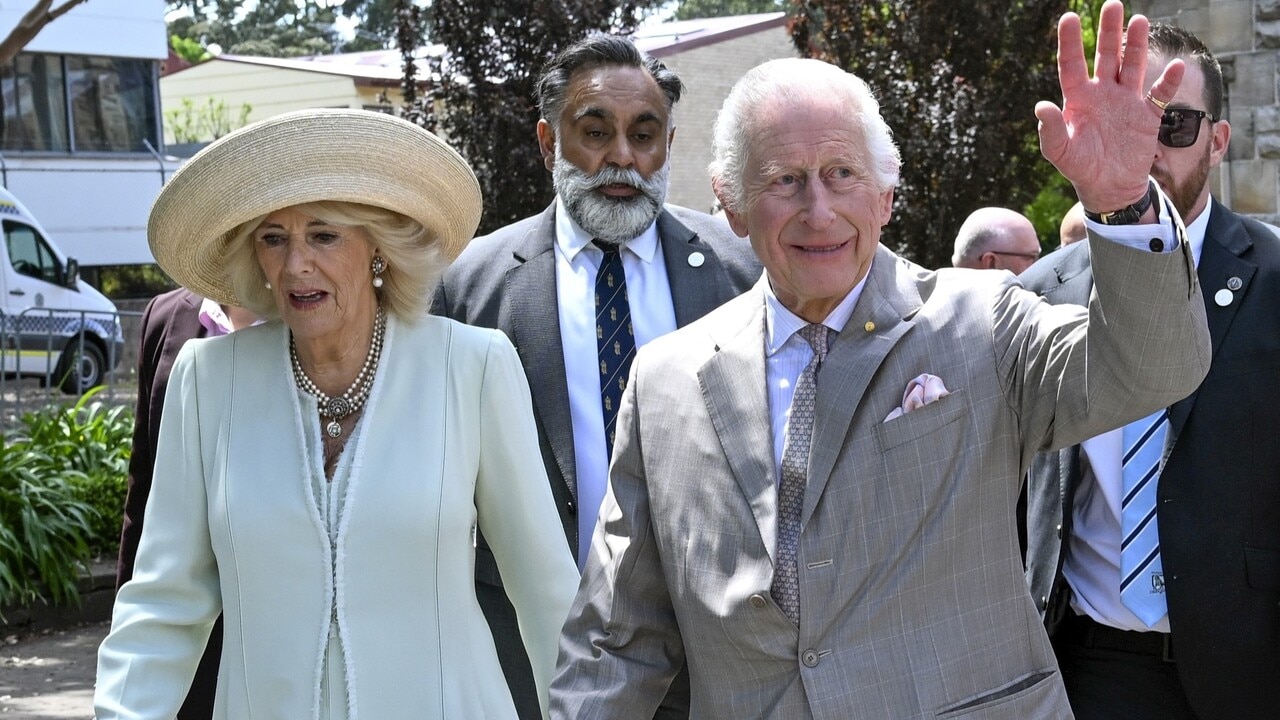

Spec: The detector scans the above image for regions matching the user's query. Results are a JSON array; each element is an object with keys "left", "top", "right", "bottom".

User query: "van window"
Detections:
[{"left": 5, "top": 220, "right": 62, "bottom": 285}]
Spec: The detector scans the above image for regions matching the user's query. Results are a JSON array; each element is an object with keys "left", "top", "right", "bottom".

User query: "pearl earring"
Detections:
[
  {"left": 265, "top": 281, "right": 272, "bottom": 289},
  {"left": 371, "top": 255, "right": 387, "bottom": 288}
]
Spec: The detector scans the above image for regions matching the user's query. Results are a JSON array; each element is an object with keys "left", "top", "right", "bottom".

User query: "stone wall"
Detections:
[{"left": 1133, "top": 0, "right": 1280, "bottom": 224}]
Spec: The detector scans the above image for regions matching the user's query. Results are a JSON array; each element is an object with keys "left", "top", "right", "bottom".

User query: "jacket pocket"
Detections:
[
  {"left": 935, "top": 669, "right": 1066, "bottom": 718},
  {"left": 874, "top": 389, "right": 966, "bottom": 451},
  {"left": 1246, "top": 546, "right": 1280, "bottom": 591}
]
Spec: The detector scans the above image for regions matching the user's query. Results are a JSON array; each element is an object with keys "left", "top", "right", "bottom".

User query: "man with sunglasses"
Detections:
[
  {"left": 1023, "top": 23, "right": 1280, "bottom": 720},
  {"left": 951, "top": 206, "right": 1043, "bottom": 273}
]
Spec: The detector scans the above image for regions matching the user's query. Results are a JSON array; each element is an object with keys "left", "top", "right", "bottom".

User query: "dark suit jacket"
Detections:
[
  {"left": 117, "top": 287, "right": 221, "bottom": 720},
  {"left": 1022, "top": 199, "right": 1280, "bottom": 718},
  {"left": 432, "top": 203, "right": 760, "bottom": 719}
]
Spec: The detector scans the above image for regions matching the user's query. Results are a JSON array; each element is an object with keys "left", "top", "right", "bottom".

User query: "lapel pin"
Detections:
[
  {"left": 864, "top": 321, "right": 876, "bottom": 332},
  {"left": 1227, "top": 276, "right": 1242, "bottom": 291},
  {"left": 688, "top": 251, "right": 706, "bottom": 268},
  {"left": 1214, "top": 288, "right": 1233, "bottom": 307}
]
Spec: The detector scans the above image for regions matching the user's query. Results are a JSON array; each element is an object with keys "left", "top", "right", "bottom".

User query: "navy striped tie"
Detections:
[
  {"left": 594, "top": 241, "right": 635, "bottom": 460},
  {"left": 1119, "top": 408, "right": 1169, "bottom": 626}
]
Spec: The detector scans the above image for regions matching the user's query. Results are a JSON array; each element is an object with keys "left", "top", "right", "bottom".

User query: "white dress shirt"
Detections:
[
  {"left": 763, "top": 272, "right": 867, "bottom": 483},
  {"left": 1063, "top": 200, "right": 1209, "bottom": 633},
  {"left": 554, "top": 197, "right": 678, "bottom": 568}
]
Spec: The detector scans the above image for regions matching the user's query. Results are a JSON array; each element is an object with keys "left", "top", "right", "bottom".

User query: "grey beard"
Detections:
[{"left": 553, "top": 146, "right": 669, "bottom": 245}]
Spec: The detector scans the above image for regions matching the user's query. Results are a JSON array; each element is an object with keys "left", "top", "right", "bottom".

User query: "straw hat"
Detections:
[{"left": 149, "top": 108, "right": 482, "bottom": 307}]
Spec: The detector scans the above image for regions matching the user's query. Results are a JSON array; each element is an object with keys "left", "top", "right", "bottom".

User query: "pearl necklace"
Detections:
[{"left": 290, "top": 307, "right": 386, "bottom": 438}]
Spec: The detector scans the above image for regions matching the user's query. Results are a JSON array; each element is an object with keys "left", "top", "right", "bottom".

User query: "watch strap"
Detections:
[{"left": 1084, "top": 182, "right": 1158, "bottom": 225}]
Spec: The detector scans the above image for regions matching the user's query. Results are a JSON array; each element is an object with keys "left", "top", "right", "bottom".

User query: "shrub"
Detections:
[
  {"left": 68, "top": 471, "right": 129, "bottom": 559},
  {"left": 0, "top": 442, "right": 99, "bottom": 613},
  {"left": 0, "top": 389, "right": 132, "bottom": 613}
]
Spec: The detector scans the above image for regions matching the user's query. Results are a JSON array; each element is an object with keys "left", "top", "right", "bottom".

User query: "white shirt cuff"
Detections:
[{"left": 1082, "top": 179, "right": 1182, "bottom": 253}]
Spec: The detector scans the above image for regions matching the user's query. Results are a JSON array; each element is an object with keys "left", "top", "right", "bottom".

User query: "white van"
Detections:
[{"left": 0, "top": 187, "right": 124, "bottom": 394}]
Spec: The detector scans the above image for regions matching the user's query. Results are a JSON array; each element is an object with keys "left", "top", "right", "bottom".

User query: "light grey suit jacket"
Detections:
[
  {"left": 432, "top": 203, "right": 759, "bottom": 719},
  {"left": 552, "top": 236, "right": 1210, "bottom": 720}
]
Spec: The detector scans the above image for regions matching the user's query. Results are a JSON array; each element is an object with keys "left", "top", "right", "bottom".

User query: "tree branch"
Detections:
[{"left": 0, "top": 0, "right": 94, "bottom": 66}]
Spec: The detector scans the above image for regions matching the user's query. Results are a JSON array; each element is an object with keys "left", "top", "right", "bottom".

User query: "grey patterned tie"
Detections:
[{"left": 771, "top": 323, "right": 829, "bottom": 624}]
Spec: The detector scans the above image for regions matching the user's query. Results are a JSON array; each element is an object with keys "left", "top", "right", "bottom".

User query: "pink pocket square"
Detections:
[{"left": 883, "top": 373, "right": 951, "bottom": 422}]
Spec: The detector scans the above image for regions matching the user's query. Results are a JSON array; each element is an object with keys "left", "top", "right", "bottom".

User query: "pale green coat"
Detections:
[{"left": 96, "top": 315, "right": 579, "bottom": 719}]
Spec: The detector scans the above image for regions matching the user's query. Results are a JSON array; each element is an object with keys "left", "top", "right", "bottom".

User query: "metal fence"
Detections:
[{"left": 0, "top": 306, "right": 142, "bottom": 429}]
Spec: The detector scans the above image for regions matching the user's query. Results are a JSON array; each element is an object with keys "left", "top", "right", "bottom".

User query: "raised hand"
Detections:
[{"left": 1036, "top": 0, "right": 1184, "bottom": 217}]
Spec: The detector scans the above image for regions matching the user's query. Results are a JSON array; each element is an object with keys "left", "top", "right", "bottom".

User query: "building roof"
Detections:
[
  {"left": 170, "top": 12, "right": 788, "bottom": 82},
  {"left": 634, "top": 12, "right": 787, "bottom": 57},
  {"left": 169, "top": 45, "right": 446, "bottom": 85}
]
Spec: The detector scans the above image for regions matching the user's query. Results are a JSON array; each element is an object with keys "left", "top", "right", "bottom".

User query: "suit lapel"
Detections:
[
  {"left": 1168, "top": 201, "right": 1257, "bottom": 437},
  {"left": 178, "top": 288, "right": 208, "bottom": 334},
  {"left": 659, "top": 209, "right": 733, "bottom": 326},
  {"left": 505, "top": 206, "right": 579, "bottom": 496},
  {"left": 803, "top": 245, "right": 919, "bottom": 527},
  {"left": 698, "top": 290, "right": 779, "bottom": 561}
]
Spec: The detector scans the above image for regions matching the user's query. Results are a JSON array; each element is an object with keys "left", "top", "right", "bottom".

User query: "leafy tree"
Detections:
[
  {"left": 671, "top": 0, "right": 786, "bottom": 21},
  {"left": 166, "top": 0, "right": 340, "bottom": 58},
  {"left": 428, "top": 0, "right": 666, "bottom": 234},
  {"left": 168, "top": 1, "right": 405, "bottom": 57},
  {"left": 792, "top": 0, "right": 1071, "bottom": 268},
  {"left": 170, "top": 33, "right": 211, "bottom": 64},
  {"left": 393, "top": 0, "right": 433, "bottom": 129},
  {"left": 340, "top": 0, "right": 405, "bottom": 51},
  {"left": 0, "top": 0, "right": 94, "bottom": 66},
  {"left": 1024, "top": 0, "right": 1107, "bottom": 245}
]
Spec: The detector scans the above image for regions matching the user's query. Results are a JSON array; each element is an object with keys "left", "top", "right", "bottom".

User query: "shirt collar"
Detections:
[
  {"left": 554, "top": 195, "right": 660, "bottom": 263},
  {"left": 1184, "top": 199, "right": 1211, "bottom": 268},
  {"left": 198, "top": 297, "right": 235, "bottom": 337},
  {"left": 763, "top": 263, "right": 870, "bottom": 357}
]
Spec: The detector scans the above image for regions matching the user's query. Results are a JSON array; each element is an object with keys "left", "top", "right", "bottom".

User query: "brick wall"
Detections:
[
  {"left": 1134, "top": 0, "right": 1280, "bottom": 224},
  {"left": 659, "top": 26, "right": 799, "bottom": 214}
]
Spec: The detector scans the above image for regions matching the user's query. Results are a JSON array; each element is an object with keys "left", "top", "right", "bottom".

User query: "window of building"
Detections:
[
  {"left": 0, "top": 53, "right": 159, "bottom": 154},
  {"left": 1, "top": 55, "right": 68, "bottom": 152}
]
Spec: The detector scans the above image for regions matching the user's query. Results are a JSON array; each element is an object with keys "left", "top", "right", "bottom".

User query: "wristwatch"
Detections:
[{"left": 1084, "top": 182, "right": 1158, "bottom": 225}]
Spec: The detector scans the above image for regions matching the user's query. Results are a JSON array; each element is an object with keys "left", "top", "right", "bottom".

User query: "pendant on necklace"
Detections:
[
  {"left": 325, "top": 397, "right": 352, "bottom": 417},
  {"left": 326, "top": 420, "right": 343, "bottom": 438}
]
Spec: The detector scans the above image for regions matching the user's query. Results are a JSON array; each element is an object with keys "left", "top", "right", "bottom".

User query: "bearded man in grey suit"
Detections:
[
  {"left": 550, "top": 3, "right": 1211, "bottom": 718},
  {"left": 431, "top": 35, "right": 758, "bottom": 719}
]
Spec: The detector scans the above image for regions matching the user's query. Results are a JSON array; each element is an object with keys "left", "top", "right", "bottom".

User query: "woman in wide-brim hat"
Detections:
[{"left": 94, "top": 109, "right": 579, "bottom": 719}]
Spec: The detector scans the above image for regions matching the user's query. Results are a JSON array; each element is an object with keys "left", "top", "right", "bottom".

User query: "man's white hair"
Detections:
[{"left": 709, "top": 58, "right": 902, "bottom": 214}]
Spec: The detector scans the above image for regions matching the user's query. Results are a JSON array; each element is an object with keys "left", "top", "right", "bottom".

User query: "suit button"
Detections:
[
  {"left": 749, "top": 594, "right": 767, "bottom": 609},
  {"left": 1149, "top": 237, "right": 1164, "bottom": 252},
  {"left": 801, "top": 649, "right": 820, "bottom": 668},
  {"left": 566, "top": 500, "right": 576, "bottom": 516}
]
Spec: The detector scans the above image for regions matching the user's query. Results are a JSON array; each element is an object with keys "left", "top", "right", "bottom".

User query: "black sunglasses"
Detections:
[{"left": 1159, "top": 108, "right": 1216, "bottom": 148}]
